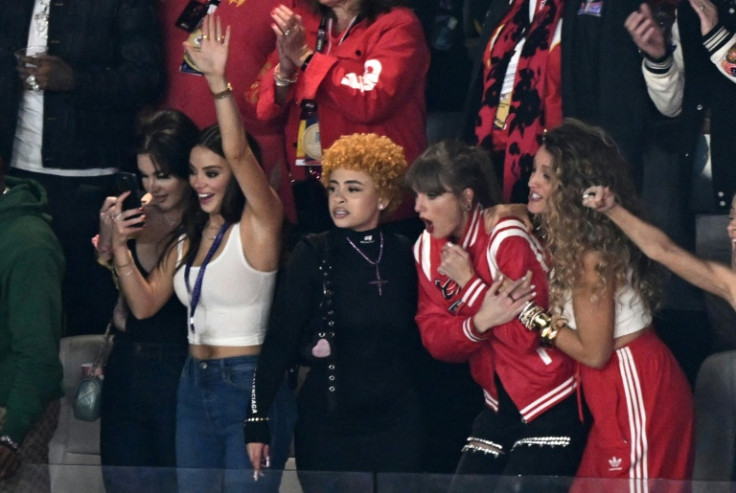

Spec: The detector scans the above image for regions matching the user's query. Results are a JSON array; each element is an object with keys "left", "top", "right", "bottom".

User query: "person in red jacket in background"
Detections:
[
  {"left": 257, "top": 0, "right": 429, "bottom": 237},
  {"left": 155, "top": 0, "right": 287, "bottom": 194}
]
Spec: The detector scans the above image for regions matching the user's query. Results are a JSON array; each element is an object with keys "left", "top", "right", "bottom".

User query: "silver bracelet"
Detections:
[
  {"left": 0, "top": 435, "right": 20, "bottom": 452},
  {"left": 273, "top": 63, "right": 298, "bottom": 87}
]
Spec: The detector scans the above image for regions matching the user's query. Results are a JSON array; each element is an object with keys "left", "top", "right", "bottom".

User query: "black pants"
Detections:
[
  {"left": 294, "top": 394, "right": 425, "bottom": 493},
  {"left": 100, "top": 339, "right": 188, "bottom": 493},
  {"left": 10, "top": 169, "right": 118, "bottom": 335},
  {"left": 451, "top": 380, "right": 587, "bottom": 493}
]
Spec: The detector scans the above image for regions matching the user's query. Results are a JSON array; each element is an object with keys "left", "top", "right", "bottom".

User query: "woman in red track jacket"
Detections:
[{"left": 407, "top": 140, "right": 585, "bottom": 485}]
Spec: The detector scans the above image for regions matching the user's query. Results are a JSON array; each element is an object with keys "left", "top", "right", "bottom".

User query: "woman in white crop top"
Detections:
[
  {"left": 107, "top": 16, "right": 295, "bottom": 493},
  {"left": 585, "top": 181, "right": 736, "bottom": 483},
  {"left": 525, "top": 119, "right": 694, "bottom": 485}
]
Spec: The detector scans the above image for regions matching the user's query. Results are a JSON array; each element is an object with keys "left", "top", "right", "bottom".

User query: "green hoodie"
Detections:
[{"left": 0, "top": 177, "right": 64, "bottom": 444}]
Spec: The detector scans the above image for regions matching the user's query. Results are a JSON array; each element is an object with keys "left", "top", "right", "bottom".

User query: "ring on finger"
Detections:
[
  {"left": 202, "top": 34, "right": 209, "bottom": 40},
  {"left": 218, "top": 35, "right": 225, "bottom": 42},
  {"left": 283, "top": 28, "right": 291, "bottom": 36}
]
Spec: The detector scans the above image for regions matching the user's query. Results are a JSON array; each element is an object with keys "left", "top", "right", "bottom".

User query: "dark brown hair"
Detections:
[
  {"left": 406, "top": 140, "right": 502, "bottom": 208},
  {"left": 309, "top": 0, "right": 406, "bottom": 23}
]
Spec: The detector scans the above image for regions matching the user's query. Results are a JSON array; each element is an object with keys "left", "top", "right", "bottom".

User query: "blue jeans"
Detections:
[{"left": 176, "top": 355, "right": 296, "bottom": 493}]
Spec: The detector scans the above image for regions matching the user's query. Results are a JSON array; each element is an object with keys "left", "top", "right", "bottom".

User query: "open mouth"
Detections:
[
  {"left": 422, "top": 219, "right": 434, "bottom": 233},
  {"left": 332, "top": 208, "right": 348, "bottom": 219}
]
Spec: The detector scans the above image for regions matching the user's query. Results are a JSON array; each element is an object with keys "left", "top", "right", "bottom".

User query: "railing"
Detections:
[{"left": 2, "top": 463, "right": 733, "bottom": 493}]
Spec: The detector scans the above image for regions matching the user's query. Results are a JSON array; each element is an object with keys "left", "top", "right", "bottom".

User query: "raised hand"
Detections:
[
  {"left": 625, "top": 3, "right": 667, "bottom": 60},
  {"left": 582, "top": 186, "right": 617, "bottom": 213},
  {"left": 688, "top": 0, "right": 719, "bottom": 35},
  {"left": 109, "top": 191, "right": 146, "bottom": 248},
  {"left": 270, "top": 4, "right": 310, "bottom": 72},
  {"left": 183, "top": 15, "right": 230, "bottom": 79}
]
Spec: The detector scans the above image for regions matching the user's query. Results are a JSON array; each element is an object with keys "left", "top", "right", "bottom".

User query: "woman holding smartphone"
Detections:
[
  {"left": 95, "top": 109, "right": 197, "bottom": 492},
  {"left": 108, "top": 16, "right": 295, "bottom": 493}
]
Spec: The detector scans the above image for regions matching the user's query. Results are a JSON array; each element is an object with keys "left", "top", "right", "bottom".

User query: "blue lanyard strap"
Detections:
[{"left": 185, "top": 223, "right": 230, "bottom": 332}]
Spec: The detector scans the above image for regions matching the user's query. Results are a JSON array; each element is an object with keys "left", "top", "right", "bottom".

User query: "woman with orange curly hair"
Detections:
[
  {"left": 244, "top": 133, "right": 429, "bottom": 493},
  {"left": 528, "top": 119, "right": 693, "bottom": 485}
]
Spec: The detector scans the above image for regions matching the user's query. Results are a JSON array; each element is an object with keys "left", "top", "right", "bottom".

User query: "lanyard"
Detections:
[
  {"left": 317, "top": 14, "right": 360, "bottom": 55},
  {"left": 185, "top": 223, "right": 230, "bottom": 333}
]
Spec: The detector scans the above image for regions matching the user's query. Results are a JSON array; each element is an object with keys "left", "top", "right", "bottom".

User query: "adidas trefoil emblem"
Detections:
[{"left": 608, "top": 456, "right": 623, "bottom": 471}]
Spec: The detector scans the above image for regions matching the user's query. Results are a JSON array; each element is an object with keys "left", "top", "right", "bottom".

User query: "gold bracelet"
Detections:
[
  {"left": 539, "top": 318, "right": 565, "bottom": 347},
  {"left": 212, "top": 82, "right": 233, "bottom": 100}
]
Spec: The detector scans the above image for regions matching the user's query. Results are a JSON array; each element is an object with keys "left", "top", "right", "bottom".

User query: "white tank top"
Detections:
[
  {"left": 561, "top": 281, "right": 652, "bottom": 339},
  {"left": 173, "top": 223, "right": 277, "bottom": 346}
]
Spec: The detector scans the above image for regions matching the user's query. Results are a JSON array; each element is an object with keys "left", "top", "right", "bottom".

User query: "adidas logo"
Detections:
[{"left": 608, "top": 456, "right": 623, "bottom": 471}]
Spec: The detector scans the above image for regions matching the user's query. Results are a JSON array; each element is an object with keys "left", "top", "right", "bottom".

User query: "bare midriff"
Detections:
[
  {"left": 189, "top": 344, "right": 261, "bottom": 360},
  {"left": 613, "top": 326, "right": 651, "bottom": 350}
]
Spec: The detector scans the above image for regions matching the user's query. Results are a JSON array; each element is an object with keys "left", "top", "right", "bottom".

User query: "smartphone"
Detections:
[{"left": 115, "top": 172, "right": 144, "bottom": 228}]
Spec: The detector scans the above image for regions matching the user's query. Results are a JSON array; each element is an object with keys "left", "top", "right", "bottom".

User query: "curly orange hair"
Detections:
[{"left": 320, "top": 133, "right": 408, "bottom": 216}]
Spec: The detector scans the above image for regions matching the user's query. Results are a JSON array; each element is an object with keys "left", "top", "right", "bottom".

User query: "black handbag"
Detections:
[{"left": 73, "top": 322, "right": 113, "bottom": 422}]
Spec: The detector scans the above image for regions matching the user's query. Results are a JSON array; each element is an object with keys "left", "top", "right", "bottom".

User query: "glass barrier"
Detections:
[{"left": 2, "top": 463, "right": 735, "bottom": 493}]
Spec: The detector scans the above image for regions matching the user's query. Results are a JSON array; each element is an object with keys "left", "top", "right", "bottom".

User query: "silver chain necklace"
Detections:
[
  {"left": 345, "top": 231, "right": 387, "bottom": 296},
  {"left": 34, "top": 0, "right": 50, "bottom": 37}
]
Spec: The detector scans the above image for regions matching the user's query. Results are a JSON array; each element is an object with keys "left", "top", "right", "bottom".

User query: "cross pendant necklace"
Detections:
[{"left": 346, "top": 231, "right": 387, "bottom": 296}]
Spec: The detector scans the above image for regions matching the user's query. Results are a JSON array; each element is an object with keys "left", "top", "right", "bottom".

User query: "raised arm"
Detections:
[
  {"left": 185, "top": 15, "right": 283, "bottom": 269},
  {"left": 625, "top": 3, "right": 684, "bottom": 117},
  {"left": 583, "top": 185, "right": 736, "bottom": 309},
  {"left": 688, "top": 0, "right": 736, "bottom": 84}
]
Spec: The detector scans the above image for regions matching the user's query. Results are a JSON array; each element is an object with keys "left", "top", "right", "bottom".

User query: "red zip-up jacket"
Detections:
[
  {"left": 414, "top": 207, "right": 576, "bottom": 422},
  {"left": 256, "top": 3, "right": 429, "bottom": 222}
]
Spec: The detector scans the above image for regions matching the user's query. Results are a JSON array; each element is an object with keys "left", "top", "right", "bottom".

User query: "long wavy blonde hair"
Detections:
[{"left": 539, "top": 119, "right": 664, "bottom": 313}]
